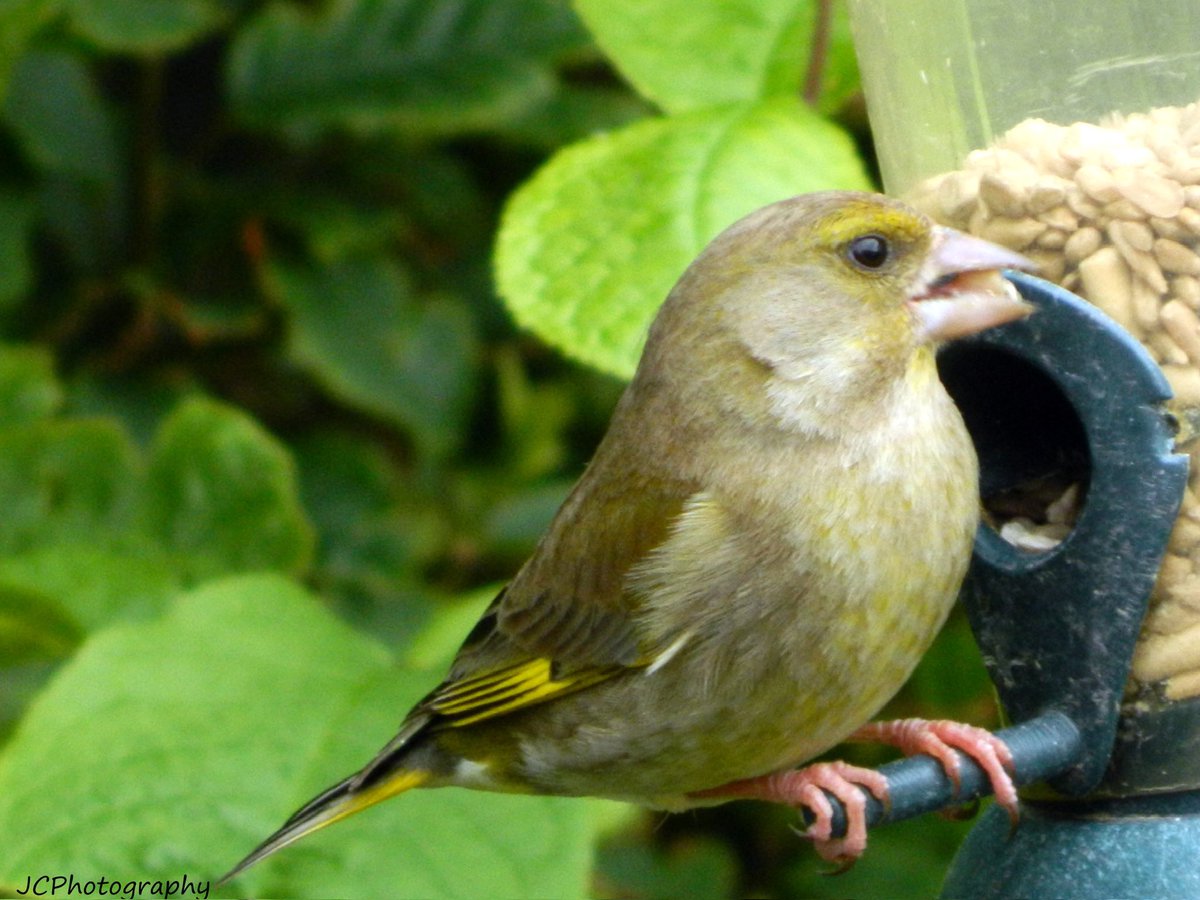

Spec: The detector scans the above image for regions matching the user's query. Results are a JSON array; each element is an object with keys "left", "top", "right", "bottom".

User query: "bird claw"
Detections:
[
  {"left": 937, "top": 795, "right": 981, "bottom": 822},
  {"left": 689, "top": 719, "right": 1017, "bottom": 867},
  {"left": 852, "top": 718, "right": 1019, "bottom": 825},
  {"left": 788, "top": 825, "right": 859, "bottom": 875},
  {"left": 692, "top": 761, "right": 890, "bottom": 866}
]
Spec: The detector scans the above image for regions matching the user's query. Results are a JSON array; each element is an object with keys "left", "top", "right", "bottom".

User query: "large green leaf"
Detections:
[
  {"left": 0, "top": 344, "right": 62, "bottom": 426},
  {"left": 0, "top": 418, "right": 142, "bottom": 555},
  {"left": 0, "top": 574, "right": 597, "bottom": 899},
  {"left": 143, "top": 397, "right": 314, "bottom": 579},
  {"left": 501, "top": 83, "right": 654, "bottom": 150},
  {"left": 0, "top": 380, "right": 314, "bottom": 626},
  {"left": 228, "top": 0, "right": 587, "bottom": 137},
  {"left": 4, "top": 50, "right": 122, "bottom": 185},
  {"left": 66, "top": 0, "right": 227, "bottom": 52},
  {"left": 0, "top": 544, "right": 179, "bottom": 632},
  {"left": 495, "top": 98, "right": 870, "bottom": 378},
  {"left": 576, "top": 0, "right": 813, "bottom": 112},
  {"left": 273, "top": 258, "right": 480, "bottom": 459},
  {"left": 0, "top": 582, "right": 81, "bottom": 667},
  {"left": 575, "top": 0, "right": 859, "bottom": 114},
  {"left": 3, "top": 50, "right": 127, "bottom": 271}
]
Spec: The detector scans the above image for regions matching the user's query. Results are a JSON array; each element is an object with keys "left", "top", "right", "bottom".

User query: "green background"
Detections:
[{"left": 0, "top": 1, "right": 1001, "bottom": 897}]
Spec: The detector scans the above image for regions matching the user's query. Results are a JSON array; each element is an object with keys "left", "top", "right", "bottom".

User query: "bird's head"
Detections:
[{"left": 642, "top": 191, "right": 1034, "bottom": 435}]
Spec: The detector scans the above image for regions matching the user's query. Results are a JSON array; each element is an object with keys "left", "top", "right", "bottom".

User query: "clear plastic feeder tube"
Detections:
[{"left": 847, "top": 1, "right": 1200, "bottom": 197}]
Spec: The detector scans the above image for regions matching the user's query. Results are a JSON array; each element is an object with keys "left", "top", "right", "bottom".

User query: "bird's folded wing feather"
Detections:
[{"left": 417, "top": 472, "right": 701, "bottom": 729}]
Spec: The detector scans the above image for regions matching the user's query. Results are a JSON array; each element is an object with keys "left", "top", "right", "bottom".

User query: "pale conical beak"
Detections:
[{"left": 909, "top": 226, "right": 1036, "bottom": 343}]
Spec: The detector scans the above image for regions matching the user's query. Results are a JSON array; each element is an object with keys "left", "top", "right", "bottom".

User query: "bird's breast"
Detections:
[{"left": 768, "top": 374, "right": 978, "bottom": 740}]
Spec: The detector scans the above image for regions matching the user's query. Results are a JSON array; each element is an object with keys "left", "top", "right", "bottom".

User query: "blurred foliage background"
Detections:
[{"left": 0, "top": 0, "right": 1001, "bottom": 897}]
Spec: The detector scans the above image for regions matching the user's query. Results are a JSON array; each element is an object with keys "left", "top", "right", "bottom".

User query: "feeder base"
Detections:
[{"left": 943, "top": 794, "right": 1200, "bottom": 898}]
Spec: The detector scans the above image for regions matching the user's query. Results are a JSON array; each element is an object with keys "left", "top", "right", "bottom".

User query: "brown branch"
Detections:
[
  {"left": 130, "top": 58, "right": 164, "bottom": 268},
  {"left": 802, "top": 0, "right": 834, "bottom": 107}
]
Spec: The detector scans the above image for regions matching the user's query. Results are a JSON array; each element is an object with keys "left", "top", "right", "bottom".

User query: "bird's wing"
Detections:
[
  {"left": 419, "top": 471, "right": 698, "bottom": 730},
  {"left": 218, "top": 474, "right": 703, "bottom": 881}
]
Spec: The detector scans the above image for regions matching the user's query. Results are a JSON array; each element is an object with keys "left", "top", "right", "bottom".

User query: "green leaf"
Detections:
[
  {"left": 576, "top": 0, "right": 816, "bottom": 112},
  {"left": 401, "top": 584, "right": 495, "bottom": 670},
  {"left": 501, "top": 83, "right": 654, "bottom": 150},
  {"left": 0, "top": 0, "right": 59, "bottom": 101},
  {"left": 274, "top": 258, "right": 480, "bottom": 458},
  {"left": 0, "top": 544, "right": 179, "bottom": 632},
  {"left": 0, "top": 344, "right": 62, "bottom": 426},
  {"left": 0, "top": 582, "right": 81, "bottom": 666},
  {"left": 0, "top": 418, "right": 142, "bottom": 555},
  {"left": 783, "top": 808, "right": 968, "bottom": 899},
  {"left": 65, "top": 371, "right": 191, "bottom": 448},
  {"left": 0, "top": 545, "right": 176, "bottom": 741},
  {"left": 0, "top": 192, "right": 35, "bottom": 312},
  {"left": 4, "top": 49, "right": 127, "bottom": 269},
  {"left": 4, "top": 50, "right": 122, "bottom": 186},
  {"left": 66, "top": 0, "right": 226, "bottom": 52},
  {"left": 0, "top": 662, "right": 56, "bottom": 744},
  {"left": 0, "top": 574, "right": 596, "bottom": 898},
  {"left": 292, "top": 432, "right": 448, "bottom": 643},
  {"left": 294, "top": 431, "right": 399, "bottom": 538},
  {"left": 293, "top": 432, "right": 443, "bottom": 579},
  {"left": 228, "top": 0, "right": 587, "bottom": 137},
  {"left": 4, "top": 52, "right": 129, "bottom": 264},
  {"left": 902, "top": 607, "right": 996, "bottom": 713},
  {"left": 598, "top": 835, "right": 739, "bottom": 900},
  {"left": 480, "top": 479, "right": 572, "bottom": 555},
  {"left": 495, "top": 98, "right": 870, "bottom": 378},
  {"left": 143, "top": 396, "right": 314, "bottom": 579}
]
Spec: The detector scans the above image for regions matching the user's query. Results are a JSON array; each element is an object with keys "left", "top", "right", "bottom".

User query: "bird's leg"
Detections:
[
  {"left": 689, "top": 761, "right": 889, "bottom": 866},
  {"left": 689, "top": 719, "right": 1017, "bottom": 866},
  {"left": 851, "top": 718, "right": 1018, "bottom": 825}
]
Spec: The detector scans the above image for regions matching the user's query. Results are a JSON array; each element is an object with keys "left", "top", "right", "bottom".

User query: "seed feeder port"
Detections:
[{"left": 805, "top": 274, "right": 1191, "bottom": 894}]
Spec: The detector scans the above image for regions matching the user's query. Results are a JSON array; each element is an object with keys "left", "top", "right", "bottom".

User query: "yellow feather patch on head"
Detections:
[{"left": 815, "top": 195, "right": 930, "bottom": 248}]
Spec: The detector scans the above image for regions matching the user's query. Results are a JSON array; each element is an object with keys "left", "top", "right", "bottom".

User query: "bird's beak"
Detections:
[{"left": 908, "top": 226, "right": 1036, "bottom": 343}]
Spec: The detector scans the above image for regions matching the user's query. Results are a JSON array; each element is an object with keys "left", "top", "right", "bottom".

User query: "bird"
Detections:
[{"left": 220, "top": 190, "right": 1033, "bottom": 882}]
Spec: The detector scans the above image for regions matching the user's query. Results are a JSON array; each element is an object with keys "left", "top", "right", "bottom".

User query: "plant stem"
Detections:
[
  {"left": 130, "top": 57, "right": 164, "bottom": 268},
  {"left": 803, "top": 0, "right": 833, "bottom": 107}
]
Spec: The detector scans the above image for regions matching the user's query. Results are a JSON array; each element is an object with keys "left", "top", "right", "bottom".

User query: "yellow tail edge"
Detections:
[{"left": 217, "top": 768, "right": 431, "bottom": 886}]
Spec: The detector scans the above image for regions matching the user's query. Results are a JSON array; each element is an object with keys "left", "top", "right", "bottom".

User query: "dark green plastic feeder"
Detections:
[
  {"left": 813, "top": 273, "right": 1194, "bottom": 897},
  {"left": 940, "top": 272, "right": 1193, "bottom": 898}
]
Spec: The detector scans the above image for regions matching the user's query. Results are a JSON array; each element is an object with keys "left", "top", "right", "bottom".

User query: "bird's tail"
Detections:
[{"left": 217, "top": 766, "right": 431, "bottom": 886}]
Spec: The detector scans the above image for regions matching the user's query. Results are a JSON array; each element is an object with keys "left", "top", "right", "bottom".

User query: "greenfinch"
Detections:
[{"left": 221, "top": 190, "right": 1033, "bottom": 880}]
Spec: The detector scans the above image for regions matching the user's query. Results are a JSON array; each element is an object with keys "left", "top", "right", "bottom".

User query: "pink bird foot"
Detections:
[
  {"left": 690, "top": 761, "right": 890, "bottom": 867},
  {"left": 852, "top": 718, "right": 1019, "bottom": 825},
  {"left": 689, "top": 719, "right": 1017, "bottom": 868}
]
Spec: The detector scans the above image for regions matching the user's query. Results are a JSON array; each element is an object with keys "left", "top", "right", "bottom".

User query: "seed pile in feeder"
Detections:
[{"left": 908, "top": 101, "right": 1200, "bottom": 702}]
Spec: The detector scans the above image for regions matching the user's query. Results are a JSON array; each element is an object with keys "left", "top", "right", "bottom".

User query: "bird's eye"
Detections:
[{"left": 847, "top": 234, "right": 890, "bottom": 271}]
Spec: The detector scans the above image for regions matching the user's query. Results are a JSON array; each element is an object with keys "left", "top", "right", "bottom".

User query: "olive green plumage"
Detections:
[{"left": 222, "top": 190, "right": 1032, "bottom": 882}]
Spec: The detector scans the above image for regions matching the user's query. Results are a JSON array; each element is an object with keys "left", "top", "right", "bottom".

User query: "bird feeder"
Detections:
[{"left": 839, "top": 2, "right": 1200, "bottom": 895}]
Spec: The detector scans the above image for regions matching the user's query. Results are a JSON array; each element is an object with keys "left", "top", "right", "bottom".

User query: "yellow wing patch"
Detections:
[{"left": 428, "top": 658, "right": 619, "bottom": 728}]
